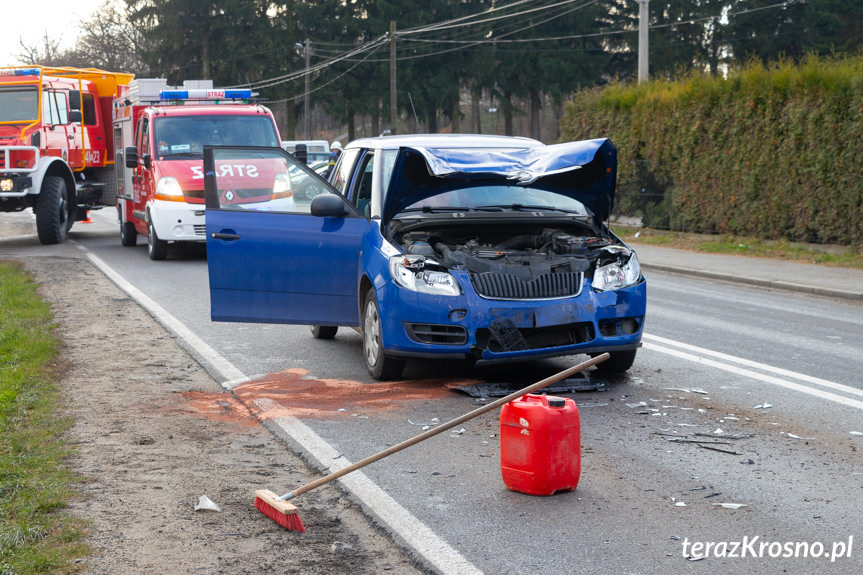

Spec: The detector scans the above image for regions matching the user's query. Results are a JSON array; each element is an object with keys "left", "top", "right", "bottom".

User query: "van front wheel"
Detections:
[{"left": 147, "top": 219, "right": 168, "bottom": 260}]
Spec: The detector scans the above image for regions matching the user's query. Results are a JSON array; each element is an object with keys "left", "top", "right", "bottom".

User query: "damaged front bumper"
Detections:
[{"left": 377, "top": 271, "right": 646, "bottom": 363}]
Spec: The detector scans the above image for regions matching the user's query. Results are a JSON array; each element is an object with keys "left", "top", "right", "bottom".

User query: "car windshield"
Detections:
[
  {"left": 400, "top": 185, "right": 589, "bottom": 216},
  {"left": 0, "top": 87, "right": 38, "bottom": 122},
  {"left": 154, "top": 115, "right": 279, "bottom": 157}
]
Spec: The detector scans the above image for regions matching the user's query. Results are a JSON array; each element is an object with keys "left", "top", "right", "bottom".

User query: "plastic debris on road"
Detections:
[
  {"left": 194, "top": 495, "right": 221, "bottom": 512},
  {"left": 712, "top": 502, "right": 748, "bottom": 510},
  {"left": 753, "top": 402, "right": 773, "bottom": 409}
]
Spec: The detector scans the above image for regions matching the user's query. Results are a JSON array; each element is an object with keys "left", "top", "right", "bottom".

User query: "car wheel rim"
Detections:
[{"left": 364, "top": 300, "right": 381, "bottom": 367}]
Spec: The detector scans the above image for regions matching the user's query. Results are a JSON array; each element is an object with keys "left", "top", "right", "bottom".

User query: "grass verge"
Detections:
[
  {"left": 0, "top": 261, "right": 87, "bottom": 575},
  {"left": 613, "top": 227, "right": 863, "bottom": 269}
]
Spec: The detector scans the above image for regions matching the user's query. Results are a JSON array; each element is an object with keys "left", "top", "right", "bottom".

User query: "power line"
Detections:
[
  {"left": 235, "top": 0, "right": 597, "bottom": 90},
  {"left": 235, "top": 0, "right": 803, "bottom": 92},
  {"left": 262, "top": 42, "right": 390, "bottom": 104}
]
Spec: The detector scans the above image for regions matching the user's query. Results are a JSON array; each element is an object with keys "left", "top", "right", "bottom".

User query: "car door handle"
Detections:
[{"left": 211, "top": 232, "right": 241, "bottom": 240}]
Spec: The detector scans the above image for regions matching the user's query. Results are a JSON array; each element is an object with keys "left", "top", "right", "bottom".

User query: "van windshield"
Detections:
[
  {"left": 0, "top": 87, "right": 38, "bottom": 122},
  {"left": 153, "top": 114, "right": 279, "bottom": 157}
]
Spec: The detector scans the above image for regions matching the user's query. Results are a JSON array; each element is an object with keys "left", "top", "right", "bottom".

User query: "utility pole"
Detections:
[
  {"left": 390, "top": 21, "right": 397, "bottom": 135},
  {"left": 304, "top": 38, "right": 311, "bottom": 138},
  {"left": 638, "top": 0, "right": 649, "bottom": 83}
]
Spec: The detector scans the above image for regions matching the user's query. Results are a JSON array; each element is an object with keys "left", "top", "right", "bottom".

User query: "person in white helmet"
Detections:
[{"left": 326, "top": 141, "right": 343, "bottom": 178}]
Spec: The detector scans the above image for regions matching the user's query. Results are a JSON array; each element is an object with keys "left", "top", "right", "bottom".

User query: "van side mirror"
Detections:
[{"left": 294, "top": 143, "right": 308, "bottom": 164}]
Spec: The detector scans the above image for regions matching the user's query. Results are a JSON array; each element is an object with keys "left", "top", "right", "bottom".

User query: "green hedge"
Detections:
[{"left": 561, "top": 55, "right": 863, "bottom": 247}]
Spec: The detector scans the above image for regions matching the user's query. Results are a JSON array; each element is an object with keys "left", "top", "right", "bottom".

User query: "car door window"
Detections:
[
  {"left": 205, "top": 146, "right": 343, "bottom": 215},
  {"left": 330, "top": 148, "right": 360, "bottom": 196},
  {"left": 353, "top": 152, "right": 374, "bottom": 217}
]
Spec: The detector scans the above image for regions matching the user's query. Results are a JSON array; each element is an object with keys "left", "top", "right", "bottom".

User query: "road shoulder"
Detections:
[{"left": 18, "top": 254, "right": 423, "bottom": 574}]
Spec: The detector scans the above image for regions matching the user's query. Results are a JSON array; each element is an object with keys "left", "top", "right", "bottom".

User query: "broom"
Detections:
[{"left": 254, "top": 353, "right": 609, "bottom": 531}]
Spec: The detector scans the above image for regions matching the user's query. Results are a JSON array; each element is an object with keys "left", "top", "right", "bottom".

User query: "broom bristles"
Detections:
[{"left": 254, "top": 489, "right": 305, "bottom": 532}]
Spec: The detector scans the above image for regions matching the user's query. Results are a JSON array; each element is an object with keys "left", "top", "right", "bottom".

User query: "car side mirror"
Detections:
[
  {"left": 310, "top": 194, "right": 346, "bottom": 217},
  {"left": 125, "top": 146, "right": 139, "bottom": 168}
]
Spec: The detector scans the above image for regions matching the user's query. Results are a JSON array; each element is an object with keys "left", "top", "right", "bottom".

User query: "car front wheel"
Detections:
[{"left": 362, "top": 288, "right": 404, "bottom": 380}]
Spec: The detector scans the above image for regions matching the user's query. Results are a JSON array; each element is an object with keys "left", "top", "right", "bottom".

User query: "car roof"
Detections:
[{"left": 344, "top": 133, "right": 544, "bottom": 151}]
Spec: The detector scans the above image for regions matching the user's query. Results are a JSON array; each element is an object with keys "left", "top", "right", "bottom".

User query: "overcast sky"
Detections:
[{"left": 2, "top": 0, "right": 104, "bottom": 67}]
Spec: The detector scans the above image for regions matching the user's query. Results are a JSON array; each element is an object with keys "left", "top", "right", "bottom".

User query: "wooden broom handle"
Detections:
[{"left": 281, "top": 353, "right": 609, "bottom": 500}]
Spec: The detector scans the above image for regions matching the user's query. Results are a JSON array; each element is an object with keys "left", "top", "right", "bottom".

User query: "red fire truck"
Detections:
[
  {"left": 0, "top": 66, "right": 133, "bottom": 244},
  {"left": 113, "top": 80, "right": 282, "bottom": 259}
]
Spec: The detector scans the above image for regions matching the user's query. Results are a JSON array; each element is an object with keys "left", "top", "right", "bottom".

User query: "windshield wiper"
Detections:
[
  {"left": 399, "top": 206, "right": 472, "bottom": 213},
  {"left": 474, "top": 203, "right": 580, "bottom": 213}
]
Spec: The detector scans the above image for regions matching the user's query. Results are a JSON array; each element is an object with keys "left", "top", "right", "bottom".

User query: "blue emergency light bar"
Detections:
[
  {"left": 13, "top": 68, "right": 40, "bottom": 76},
  {"left": 160, "top": 89, "right": 253, "bottom": 100}
]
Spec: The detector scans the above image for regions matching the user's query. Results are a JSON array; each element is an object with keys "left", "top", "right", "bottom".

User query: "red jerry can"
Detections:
[{"left": 500, "top": 393, "right": 581, "bottom": 496}]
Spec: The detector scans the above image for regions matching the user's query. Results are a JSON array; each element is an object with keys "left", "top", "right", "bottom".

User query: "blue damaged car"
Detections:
[{"left": 203, "top": 134, "right": 646, "bottom": 380}]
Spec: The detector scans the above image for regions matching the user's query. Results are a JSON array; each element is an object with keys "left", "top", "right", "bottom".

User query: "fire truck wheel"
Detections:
[
  {"left": 147, "top": 219, "right": 168, "bottom": 260},
  {"left": 120, "top": 220, "right": 137, "bottom": 247},
  {"left": 35, "top": 176, "right": 70, "bottom": 245}
]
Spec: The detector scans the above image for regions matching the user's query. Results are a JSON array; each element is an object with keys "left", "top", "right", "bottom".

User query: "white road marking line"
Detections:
[
  {"left": 85, "top": 251, "right": 484, "bottom": 575},
  {"left": 85, "top": 251, "right": 246, "bottom": 382},
  {"left": 643, "top": 333, "right": 863, "bottom": 397},
  {"left": 643, "top": 340, "right": 863, "bottom": 411}
]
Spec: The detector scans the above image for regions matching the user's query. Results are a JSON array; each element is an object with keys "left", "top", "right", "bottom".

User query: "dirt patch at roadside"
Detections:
[{"left": 3, "top": 226, "right": 425, "bottom": 573}]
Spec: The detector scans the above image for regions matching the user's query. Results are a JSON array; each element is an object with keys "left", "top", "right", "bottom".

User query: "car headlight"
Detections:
[
  {"left": 389, "top": 255, "right": 460, "bottom": 296},
  {"left": 592, "top": 251, "right": 641, "bottom": 292},
  {"left": 154, "top": 176, "right": 184, "bottom": 201}
]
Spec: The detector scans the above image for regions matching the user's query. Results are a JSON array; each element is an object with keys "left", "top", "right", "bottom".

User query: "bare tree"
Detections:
[
  {"left": 73, "top": 0, "right": 147, "bottom": 73},
  {"left": 16, "top": 32, "right": 65, "bottom": 66},
  {"left": 14, "top": 1, "right": 145, "bottom": 73}
]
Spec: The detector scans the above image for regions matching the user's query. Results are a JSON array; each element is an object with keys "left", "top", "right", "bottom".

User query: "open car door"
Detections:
[{"left": 203, "top": 145, "right": 366, "bottom": 326}]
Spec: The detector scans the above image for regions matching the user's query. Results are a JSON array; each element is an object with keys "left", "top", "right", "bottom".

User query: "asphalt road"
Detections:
[{"left": 3, "top": 209, "right": 861, "bottom": 574}]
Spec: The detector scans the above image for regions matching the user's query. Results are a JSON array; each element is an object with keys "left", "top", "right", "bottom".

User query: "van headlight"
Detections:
[
  {"left": 592, "top": 251, "right": 641, "bottom": 292},
  {"left": 154, "top": 176, "right": 184, "bottom": 201},
  {"left": 389, "top": 255, "right": 460, "bottom": 296},
  {"left": 272, "top": 173, "right": 293, "bottom": 199}
]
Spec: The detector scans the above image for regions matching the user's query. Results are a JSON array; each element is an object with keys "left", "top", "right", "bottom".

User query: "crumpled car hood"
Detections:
[{"left": 383, "top": 138, "right": 617, "bottom": 223}]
